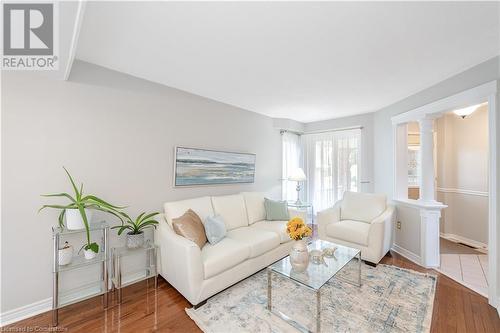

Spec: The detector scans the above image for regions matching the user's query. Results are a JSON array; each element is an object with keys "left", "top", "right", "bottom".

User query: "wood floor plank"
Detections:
[
  {"left": 463, "top": 291, "right": 478, "bottom": 333},
  {"left": 2, "top": 251, "right": 499, "bottom": 332}
]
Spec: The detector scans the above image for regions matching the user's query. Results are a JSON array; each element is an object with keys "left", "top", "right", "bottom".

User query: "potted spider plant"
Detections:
[
  {"left": 112, "top": 212, "right": 160, "bottom": 249},
  {"left": 40, "top": 167, "right": 125, "bottom": 259}
]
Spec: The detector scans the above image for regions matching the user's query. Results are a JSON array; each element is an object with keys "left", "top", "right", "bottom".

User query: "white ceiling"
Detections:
[{"left": 75, "top": 2, "right": 499, "bottom": 123}]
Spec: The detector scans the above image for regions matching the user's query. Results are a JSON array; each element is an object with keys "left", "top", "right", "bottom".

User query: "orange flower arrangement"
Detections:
[{"left": 286, "top": 217, "right": 312, "bottom": 241}]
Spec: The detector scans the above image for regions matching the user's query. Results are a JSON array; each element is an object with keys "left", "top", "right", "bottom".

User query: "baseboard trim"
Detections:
[
  {"left": 0, "top": 298, "right": 51, "bottom": 326},
  {"left": 391, "top": 244, "right": 422, "bottom": 266},
  {"left": 440, "top": 233, "right": 488, "bottom": 253}
]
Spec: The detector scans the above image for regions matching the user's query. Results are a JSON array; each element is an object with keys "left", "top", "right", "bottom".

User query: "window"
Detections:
[
  {"left": 303, "top": 129, "right": 361, "bottom": 211},
  {"left": 281, "top": 131, "right": 301, "bottom": 201},
  {"left": 408, "top": 147, "right": 420, "bottom": 186}
]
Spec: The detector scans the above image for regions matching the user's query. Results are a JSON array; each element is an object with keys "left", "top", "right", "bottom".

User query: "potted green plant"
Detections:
[
  {"left": 40, "top": 167, "right": 125, "bottom": 259},
  {"left": 112, "top": 212, "right": 160, "bottom": 249}
]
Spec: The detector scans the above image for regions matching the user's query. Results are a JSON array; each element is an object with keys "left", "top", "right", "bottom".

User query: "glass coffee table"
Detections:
[{"left": 267, "top": 239, "right": 361, "bottom": 333}]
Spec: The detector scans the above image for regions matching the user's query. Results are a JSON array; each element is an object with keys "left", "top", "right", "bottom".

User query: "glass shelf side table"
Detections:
[
  {"left": 52, "top": 221, "right": 109, "bottom": 327},
  {"left": 111, "top": 243, "right": 159, "bottom": 303},
  {"left": 287, "top": 201, "right": 314, "bottom": 225}
]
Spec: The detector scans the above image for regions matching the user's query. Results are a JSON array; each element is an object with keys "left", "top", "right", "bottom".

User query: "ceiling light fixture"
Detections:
[{"left": 453, "top": 103, "right": 484, "bottom": 119}]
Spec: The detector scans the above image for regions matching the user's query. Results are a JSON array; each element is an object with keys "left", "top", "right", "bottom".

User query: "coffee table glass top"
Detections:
[{"left": 269, "top": 239, "right": 360, "bottom": 290}]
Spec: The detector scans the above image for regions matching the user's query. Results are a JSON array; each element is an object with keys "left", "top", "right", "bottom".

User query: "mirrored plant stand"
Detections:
[
  {"left": 52, "top": 221, "right": 109, "bottom": 326},
  {"left": 111, "top": 243, "right": 158, "bottom": 304}
]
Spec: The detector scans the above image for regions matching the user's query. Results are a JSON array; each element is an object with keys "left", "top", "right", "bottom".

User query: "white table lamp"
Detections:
[{"left": 289, "top": 168, "right": 306, "bottom": 205}]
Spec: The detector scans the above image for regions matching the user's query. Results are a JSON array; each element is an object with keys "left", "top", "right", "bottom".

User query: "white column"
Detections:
[
  {"left": 418, "top": 118, "right": 436, "bottom": 203},
  {"left": 420, "top": 208, "right": 442, "bottom": 268}
]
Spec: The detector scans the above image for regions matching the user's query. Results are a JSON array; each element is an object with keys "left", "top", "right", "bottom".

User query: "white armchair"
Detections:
[{"left": 317, "top": 191, "right": 395, "bottom": 264}]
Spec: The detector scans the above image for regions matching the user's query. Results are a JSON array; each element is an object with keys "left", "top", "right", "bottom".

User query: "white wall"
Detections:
[
  {"left": 1, "top": 60, "right": 282, "bottom": 314},
  {"left": 304, "top": 113, "right": 375, "bottom": 193},
  {"left": 436, "top": 107, "right": 489, "bottom": 246},
  {"left": 272, "top": 118, "right": 305, "bottom": 133}
]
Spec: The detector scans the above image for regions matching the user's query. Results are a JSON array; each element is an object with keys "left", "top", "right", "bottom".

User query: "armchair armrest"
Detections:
[
  {"left": 367, "top": 204, "right": 395, "bottom": 258},
  {"left": 154, "top": 216, "right": 204, "bottom": 304},
  {"left": 371, "top": 204, "right": 395, "bottom": 224},
  {"left": 317, "top": 201, "right": 341, "bottom": 238}
]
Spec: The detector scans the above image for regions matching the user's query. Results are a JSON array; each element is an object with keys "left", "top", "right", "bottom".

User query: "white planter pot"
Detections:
[
  {"left": 83, "top": 248, "right": 97, "bottom": 260},
  {"left": 289, "top": 239, "right": 309, "bottom": 272},
  {"left": 126, "top": 232, "right": 145, "bottom": 249},
  {"left": 58, "top": 245, "right": 73, "bottom": 265},
  {"left": 66, "top": 209, "right": 93, "bottom": 230}
]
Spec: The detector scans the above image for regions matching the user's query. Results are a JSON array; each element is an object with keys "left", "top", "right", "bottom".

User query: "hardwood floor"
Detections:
[{"left": 3, "top": 251, "right": 499, "bottom": 332}]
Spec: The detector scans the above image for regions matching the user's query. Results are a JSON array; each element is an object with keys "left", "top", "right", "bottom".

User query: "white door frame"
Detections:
[{"left": 391, "top": 80, "right": 498, "bottom": 308}]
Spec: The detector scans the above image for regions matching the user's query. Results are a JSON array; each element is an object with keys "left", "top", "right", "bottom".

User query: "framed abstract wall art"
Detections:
[{"left": 174, "top": 147, "right": 256, "bottom": 186}]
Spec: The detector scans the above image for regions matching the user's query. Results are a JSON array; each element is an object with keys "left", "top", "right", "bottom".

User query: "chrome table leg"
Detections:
[
  {"left": 154, "top": 247, "right": 158, "bottom": 289},
  {"left": 316, "top": 290, "right": 321, "bottom": 332},
  {"left": 52, "top": 233, "right": 59, "bottom": 326},
  {"left": 103, "top": 227, "right": 109, "bottom": 308},
  {"left": 117, "top": 255, "right": 122, "bottom": 304},
  {"left": 267, "top": 268, "right": 272, "bottom": 311},
  {"left": 358, "top": 252, "right": 362, "bottom": 287}
]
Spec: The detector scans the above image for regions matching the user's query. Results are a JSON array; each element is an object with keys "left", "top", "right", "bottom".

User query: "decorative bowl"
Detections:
[
  {"left": 322, "top": 247, "right": 337, "bottom": 258},
  {"left": 309, "top": 250, "right": 325, "bottom": 265}
]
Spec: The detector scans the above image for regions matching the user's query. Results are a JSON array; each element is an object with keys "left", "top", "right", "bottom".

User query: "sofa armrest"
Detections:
[
  {"left": 154, "top": 216, "right": 204, "bottom": 304},
  {"left": 317, "top": 201, "right": 341, "bottom": 239}
]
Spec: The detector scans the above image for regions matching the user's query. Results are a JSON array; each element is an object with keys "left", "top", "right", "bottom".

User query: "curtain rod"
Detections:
[
  {"left": 281, "top": 126, "right": 363, "bottom": 136},
  {"left": 304, "top": 125, "right": 363, "bottom": 135},
  {"left": 280, "top": 129, "right": 304, "bottom": 135}
]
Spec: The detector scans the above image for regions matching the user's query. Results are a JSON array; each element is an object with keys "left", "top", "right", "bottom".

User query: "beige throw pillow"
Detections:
[{"left": 172, "top": 209, "right": 207, "bottom": 249}]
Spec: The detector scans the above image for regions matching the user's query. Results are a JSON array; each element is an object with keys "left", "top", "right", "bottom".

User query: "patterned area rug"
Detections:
[{"left": 186, "top": 262, "right": 436, "bottom": 333}]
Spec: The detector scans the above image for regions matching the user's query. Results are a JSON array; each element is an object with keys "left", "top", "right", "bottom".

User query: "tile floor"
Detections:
[{"left": 439, "top": 253, "right": 489, "bottom": 296}]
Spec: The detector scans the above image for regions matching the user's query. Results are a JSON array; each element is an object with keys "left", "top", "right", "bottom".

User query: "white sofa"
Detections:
[
  {"left": 317, "top": 191, "right": 395, "bottom": 264},
  {"left": 154, "top": 192, "right": 303, "bottom": 306}
]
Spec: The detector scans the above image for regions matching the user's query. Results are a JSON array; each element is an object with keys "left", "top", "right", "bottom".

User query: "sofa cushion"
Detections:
[
  {"left": 241, "top": 192, "right": 266, "bottom": 224},
  {"left": 226, "top": 227, "right": 280, "bottom": 258},
  {"left": 164, "top": 196, "right": 214, "bottom": 227},
  {"left": 201, "top": 237, "right": 250, "bottom": 279},
  {"left": 340, "top": 191, "right": 387, "bottom": 223},
  {"left": 211, "top": 194, "right": 248, "bottom": 230},
  {"left": 172, "top": 209, "right": 207, "bottom": 249},
  {"left": 326, "top": 220, "right": 371, "bottom": 246},
  {"left": 251, "top": 220, "right": 290, "bottom": 243}
]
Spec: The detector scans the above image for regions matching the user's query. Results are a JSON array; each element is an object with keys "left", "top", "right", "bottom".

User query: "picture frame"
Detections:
[{"left": 173, "top": 146, "right": 256, "bottom": 187}]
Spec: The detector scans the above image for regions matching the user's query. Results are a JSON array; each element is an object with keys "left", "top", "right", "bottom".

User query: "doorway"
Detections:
[
  {"left": 435, "top": 102, "right": 489, "bottom": 297},
  {"left": 391, "top": 80, "right": 498, "bottom": 307}
]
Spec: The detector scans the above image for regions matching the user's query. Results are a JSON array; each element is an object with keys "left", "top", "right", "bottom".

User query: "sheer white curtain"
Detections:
[
  {"left": 303, "top": 129, "right": 361, "bottom": 211},
  {"left": 282, "top": 131, "right": 302, "bottom": 201}
]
